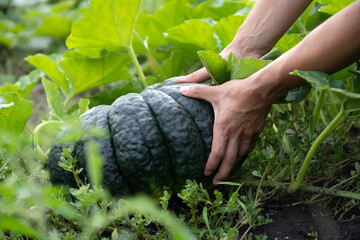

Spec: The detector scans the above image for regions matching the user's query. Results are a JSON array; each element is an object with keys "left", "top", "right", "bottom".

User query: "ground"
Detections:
[{"left": 249, "top": 193, "right": 360, "bottom": 240}]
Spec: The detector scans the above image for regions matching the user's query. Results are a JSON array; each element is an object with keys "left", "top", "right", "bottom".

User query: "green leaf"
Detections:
[
  {"left": 275, "top": 84, "right": 312, "bottom": 103},
  {"left": 252, "top": 170, "right": 261, "bottom": 178},
  {"left": 154, "top": 51, "right": 185, "bottom": 80},
  {"left": 0, "top": 70, "right": 42, "bottom": 98},
  {"left": 16, "top": 70, "right": 43, "bottom": 98},
  {"left": 0, "top": 215, "right": 38, "bottom": 238},
  {"left": 69, "top": 98, "right": 91, "bottom": 118},
  {"left": 140, "top": 0, "right": 168, "bottom": 13},
  {"left": 230, "top": 57, "right": 271, "bottom": 79},
  {"left": 34, "top": 15, "right": 72, "bottom": 37},
  {"left": 197, "top": 50, "right": 229, "bottom": 84},
  {"left": 166, "top": 19, "right": 218, "bottom": 59},
  {"left": 42, "top": 78, "right": 67, "bottom": 121},
  {"left": 260, "top": 48, "right": 282, "bottom": 61},
  {"left": 292, "top": 70, "right": 360, "bottom": 112},
  {"left": 25, "top": 54, "right": 69, "bottom": 96},
  {"left": 315, "top": 0, "right": 355, "bottom": 15},
  {"left": 78, "top": 99, "right": 90, "bottom": 115},
  {"left": 0, "top": 83, "right": 20, "bottom": 94},
  {"left": 213, "top": 15, "right": 245, "bottom": 48},
  {"left": 120, "top": 195, "right": 196, "bottom": 240},
  {"left": 0, "top": 92, "right": 32, "bottom": 135},
  {"left": 135, "top": 0, "right": 191, "bottom": 53},
  {"left": 192, "top": 1, "right": 253, "bottom": 21},
  {"left": 274, "top": 34, "right": 302, "bottom": 53},
  {"left": 86, "top": 141, "right": 103, "bottom": 187},
  {"left": 343, "top": 98, "right": 360, "bottom": 114},
  {"left": 0, "top": 96, "right": 14, "bottom": 109},
  {"left": 292, "top": 70, "right": 345, "bottom": 91},
  {"left": 202, "top": 206, "right": 212, "bottom": 236},
  {"left": 89, "top": 80, "right": 140, "bottom": 107},
  {"left": 349, "top": 70, "right": 360, "bottom": 93},
  {"left": 66, "top": 0, "right": 142, "bottom": 57},
  {"left": 59, "top": 52, "right": 132, "bottom": 96}
]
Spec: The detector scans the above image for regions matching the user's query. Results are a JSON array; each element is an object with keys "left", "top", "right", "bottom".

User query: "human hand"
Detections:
[{"left": 180, "top": 77, "right": 272, "bottom": 184}]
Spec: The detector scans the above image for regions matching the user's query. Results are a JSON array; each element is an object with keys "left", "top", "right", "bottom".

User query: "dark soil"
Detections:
[{"left": 249, "top": 193, "right": 360, "bottom": 240}]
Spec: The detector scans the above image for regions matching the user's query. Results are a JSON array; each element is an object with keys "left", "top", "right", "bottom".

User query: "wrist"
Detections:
[
  {"left": 220, "top": 41, "right": 265, "bottom": 60},
  {"left": 248, "top": 62, "right": 306, "bottom": 104}
]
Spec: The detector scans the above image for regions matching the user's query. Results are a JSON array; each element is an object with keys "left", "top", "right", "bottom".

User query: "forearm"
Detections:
[
  {"left": 253, "top": 0, "right": 360, "bottom": 101},
  {"left": 226, "top": 0, "right": 312, "bottom": 58}
]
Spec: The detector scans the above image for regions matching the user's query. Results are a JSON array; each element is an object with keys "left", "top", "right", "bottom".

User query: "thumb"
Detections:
[
  {"left": 176, "top": 68, "right": 210, "bottom": 83},
  {"left": 179, "top": 84, "right": 215, "bottom": 102}
]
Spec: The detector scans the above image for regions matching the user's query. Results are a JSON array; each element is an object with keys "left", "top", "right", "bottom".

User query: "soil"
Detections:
[{"left": 248, "top": 193, "right": 360, "bottom": 240}]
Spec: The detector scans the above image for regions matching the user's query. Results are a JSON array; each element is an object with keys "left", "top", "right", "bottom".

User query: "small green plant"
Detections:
[
  {"left": 307, "top": 231, "right": 318, "bottom": 240},
  {"left": 178, "top": 180, "right": 271, "bottom": 239}
]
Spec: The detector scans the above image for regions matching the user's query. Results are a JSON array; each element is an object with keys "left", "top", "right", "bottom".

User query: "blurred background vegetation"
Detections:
[{"left": 0, "top": 0, "right": 359, "bottom": 239}]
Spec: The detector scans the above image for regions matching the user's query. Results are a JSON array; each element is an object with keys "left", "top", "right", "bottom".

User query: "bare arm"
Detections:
[
  {"left": 180, "top": 1, "right": 360, "bottom": 184},
  {"left": 256, "top": 0, "right": 360, "bottom": 100},
  {"left": 177, "top": 0, "right": 312, "bottom": 83}
]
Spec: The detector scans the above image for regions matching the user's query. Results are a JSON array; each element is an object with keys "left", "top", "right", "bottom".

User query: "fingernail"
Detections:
[
  {"left": 180, "top": 86, "right": 190, "bottom": 93},
  {"left": 176, "top": 76, "right": 185, "bottom": 82},
  {"left": 204, "top": 170, "right": 212, "bottom": 176},
  {"left": 213, "top": 180, "right": 220, "bottom": 186}
]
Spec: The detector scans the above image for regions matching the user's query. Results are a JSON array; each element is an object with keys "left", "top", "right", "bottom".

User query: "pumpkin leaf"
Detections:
[
  {"left": 59, "top": 51, "right": 132, "bottom": 97},
  {"left": 281, "top": 84, "right": 312, "bottom": 103},
  {"left": 42, "top": 78, "right": 67, "bottom": 121},
  {"left": 0, "top": 92, "right": 32, "bottom": 135},
  {"left": 292, "top": 70, "right": 345, "bottom": 91},
  {"left": 315, "top": 0, "right": 356, "bottom": 15},
  {"left": 135, "top": 0, "right": 191, "bottom": 53},
  {"left": 191, "top": 1, "right": 253, "bottom": 21},
  {"left": 213, "top": 15, "right": 245, "bottom": 48},
  {"left": 66, "top": 0, "right": 142, "bottom": 57},
  {"left": 16, "top": 70, "right": 43, "bottom": 98},
  {"left": 0, "top": 96, "right": 14, "bottom": 109},
  {"left": 292, "top": 70, "right": 360, "bottom": 113},
  {"left": 26, "top": 54, "right": 69, "bottom": 96},
  {"left": 260, "top": 48, "right": 282, "bottom": 61},
  {"left": 230, "top": 57, "right": 271, "bottom": 80},
  {"left": 166, "top": 19, "right": 218, "bottom": 59},
  {"left": 274, "top": 34, "right": 302, "bottom": 53},
  {"left": 197, "top": 50, "right": 229, "bottom": 85}
]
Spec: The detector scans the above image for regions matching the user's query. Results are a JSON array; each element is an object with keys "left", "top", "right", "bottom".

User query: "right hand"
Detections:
[{"left": 179, "top": 76, "right": 272, "bottom": 184}]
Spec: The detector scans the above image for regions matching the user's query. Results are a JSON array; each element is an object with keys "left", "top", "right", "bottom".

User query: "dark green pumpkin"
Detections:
[{"left": 47, "top": 78, "right": 216, "bottom": 196}]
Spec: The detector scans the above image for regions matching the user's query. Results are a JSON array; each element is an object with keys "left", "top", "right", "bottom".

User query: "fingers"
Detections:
[
  {"left": 207, "top": 133, "right": 257, "bottom": 185},
  {"left": 212, "top": 137, "right": 241, "bottom": 184},
  {"left": 180, "top": 84, "right": 216, "bottom": 102},
  {"left": 176, "top": 67, "right": 211, "bottom": 83},
  {"left": 204, "top": 126, "right": 228, "bottom": 176}
]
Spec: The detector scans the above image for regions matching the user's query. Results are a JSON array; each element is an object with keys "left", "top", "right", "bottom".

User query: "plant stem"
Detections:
[
  {"left": 319, "top": 110, "right": 328, "bottom": 126},
  {"left": 33, "top": 120, "right": 63, "bottom": 138},
  {"left": 312, "top": 90, "right": 326, "bottom": 133},
  {"left": 326, "top": 90, "right": 339, "bottom": 118},
  {"left": 128, "top": 45, "right": 147, "bottom": 88},
  {"left": 254, "top": 157, "right": 274, "bottom": 203},
  {"left": 35, "top": 145, "right": 48, "bottom": 162},
  {"left": 239, "top": 226, "right": 252, "bottom": 240},
  {"left": 240, "top": 180, "right": 360, "bottom": 200},
  {"left": 33, "top": 120, "right": 63, "bottom": 161},
  {"left": 291, "top": 104, "right": 346, "bottom": 192},
  {"left": 64, "top": 95, "right": 74, "bottom": 108}
]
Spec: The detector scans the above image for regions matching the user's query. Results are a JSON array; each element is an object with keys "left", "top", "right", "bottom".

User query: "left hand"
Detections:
[{"left": 180, "top": 78, "right": 272, "bottom": 184}]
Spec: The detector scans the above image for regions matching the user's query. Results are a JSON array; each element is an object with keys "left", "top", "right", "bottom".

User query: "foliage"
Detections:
[{"left": 0, "top": 0, "right": 360, "bottom": 239}]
